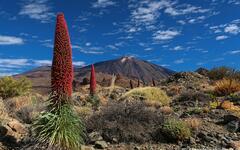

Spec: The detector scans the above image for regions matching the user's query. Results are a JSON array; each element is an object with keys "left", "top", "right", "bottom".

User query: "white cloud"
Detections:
[
  {"left": 216, "top": 35, "right": 228, "bottom": 40},
  {"left": 224, "top": 24, "right": 240, "bottom": 35},
  {"left": 130, "top": 0, "right": 174, "bottom": 26},
  {"left": 93, "top": 0, "right": 116, "bottom": 8},
  {"left": 228, "top": 0, "right": 240, "bottom": 5},
  {"left": 229, "top": 50, "right": 240, "bottom": 54},
  {"left": 174, "top": 59, "right": 184, "bottom": 64},
  {"left": 0, "top": 58, "right": 30, "bottom": 68},
  {"left": 153, "top": 30, "right": 180, "bottom": 41},
  {"left": 144, "top": 48, "right": 153, "bottom": 51},
  {"left": 173, "top": 46, "right": 183, "bottom": 51},
  {"left": 85, "top": 42, "right": 91, "bottom": 46},
  {"left": 73, "top": 61, "right": 86, "bottom": 66},
  {"left": 0, "top": 35, "right": 24, "bottom": 45},
  {"left": 165, "top": 4, "right": 209, "bottom": 16},
  {"left": 33, "top": 60, "right": 52, "bottom": 66},
  {"left": 19, "top": 0, "right": 54, "bottom": 23},
  {"left": 72, "top": 44, "right": 104, "bottom": 55}
]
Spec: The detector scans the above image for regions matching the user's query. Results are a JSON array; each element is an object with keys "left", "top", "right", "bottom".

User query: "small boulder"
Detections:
[
  {"left": 94, "top": 141, "right": 108, "bottom": 149},
  {"left": 89, "top": 132, "right": 103, "bottom": 143},
  {"left": 7, "top": 120, "right": 26, "bottom": 134},
  {"left": 81, "top": 145, "right": 95, "bottom": 150}
]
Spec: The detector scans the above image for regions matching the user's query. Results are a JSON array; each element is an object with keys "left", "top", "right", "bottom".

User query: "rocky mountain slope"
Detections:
[{"left": 14, "top": 56, "right": 175, "bottom": 94}]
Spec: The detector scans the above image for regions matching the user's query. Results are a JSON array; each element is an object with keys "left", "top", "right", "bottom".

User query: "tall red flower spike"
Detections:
[
  {"left": 51, "top": 13, "right": 73, "bottom": 100},
  {"left": 90, "top": 64, "right": 96, "bottom": 95}
]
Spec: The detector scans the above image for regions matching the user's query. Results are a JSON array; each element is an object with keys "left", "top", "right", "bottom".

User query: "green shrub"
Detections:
[
  {"left": 86, "top": 94, "right": 100, "bottom": 108},
  {"left": 0, "top": 77, "right": 31, "bottom": 99},
  {"left": 33, "top": 104, "right": 85, "bottom": 150},
  {"left": 161, "top": 118, "right": 191, "bottom": 142},
  {"left": 122, "top": 87, "right": 170, "bottom": 107}
]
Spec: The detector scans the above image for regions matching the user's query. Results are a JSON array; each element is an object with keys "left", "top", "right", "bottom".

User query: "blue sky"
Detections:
[{"left": 0, "top": 0, "right": 240, "bottom": 76}]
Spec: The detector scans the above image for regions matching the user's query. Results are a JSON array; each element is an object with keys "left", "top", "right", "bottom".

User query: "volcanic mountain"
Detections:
[{"left": 14, "top": 56, "right": 175, "bottom": 94}]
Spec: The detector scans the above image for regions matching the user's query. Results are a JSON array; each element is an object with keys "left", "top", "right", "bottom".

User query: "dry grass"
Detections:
[
  {"left": 122, "top": 87, "right": 170, "bottom": 107},
  {"left": 214, "top": 78, "right": 240, "bottom": 96},
  {"left": 3, "top": 93, "right": 46, "bottom": 124},
  {"left": 160, "top": 106, "right": 173, "bottom": 115},
  {"left": 220, "top": 100, "right": 235, "bottom": 110},
  {"left": 184, "top": 117, "right": 202, "bottom": 130},
  {"left": 74, "top": 106, "right": 93, "bottom": 119},
  {"left": 0, "top": 98, "right": 9, "bottom": 123}
]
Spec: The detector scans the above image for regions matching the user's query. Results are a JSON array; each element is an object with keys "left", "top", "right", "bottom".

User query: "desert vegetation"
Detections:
[{"left": 1, "top": 13, "right": 240, "bottom": 150}]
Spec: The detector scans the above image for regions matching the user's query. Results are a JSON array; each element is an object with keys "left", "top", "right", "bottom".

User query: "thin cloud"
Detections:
[
  {"left": 19, "top": 0, "right": 54, "bottom": 23},
  {"left": 172, "top": 46, "right": 183, "bottom": 51},
  {"left": 0, "top": 35, "right": 24, "bottom": 45},
  {"left": 216, "top": 35, "right": 228, "bottom": 40},
  {"left": 92, "top": 0, "right": 116, "bottom": 8},
  {"left": 174, "top": 59, "right": 184, "bottom": 64},
  {"left": 33, "top": 60, "right": 52, "bottom": 66},
  {"left": 73, "top": 61, "right": 86, "bottom": 66},
  {"left": 72, "top": 45, "right": 104, "bottom": 55},
  {"left": 165, "top": 4, "right": 210, "bottom": 16},
  {"left": 229, "top": 50, "right": 240, "bottom": 54},
  {"left": 0, "top": 58, "right": 30, "bottom": 68},
  {"left": 153, "top": 30, "right": 180, "bottom": 41}
]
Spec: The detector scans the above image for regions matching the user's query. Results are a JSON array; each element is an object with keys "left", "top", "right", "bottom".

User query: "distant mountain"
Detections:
[
  {"left": 76, "top": 56, "right": 175, "bottom": 82},
  {"left": 14, "top": 56, "right": 175, "bottom": 94}
]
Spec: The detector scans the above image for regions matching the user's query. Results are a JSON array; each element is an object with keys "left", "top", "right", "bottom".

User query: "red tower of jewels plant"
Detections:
[
  {"left": 90, "top": 64, "right": 96, "bottom": 95},
  {"left": 51, "top": 13, "right": 73, "bottom": 102}
]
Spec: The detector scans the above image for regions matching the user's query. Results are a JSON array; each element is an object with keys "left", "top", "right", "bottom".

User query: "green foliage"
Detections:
[
  {"left": 208, "top": 66, "right": 240, "bottom": 80},
  {"left": 185, "top": 107, "right": 203, "bottom": 115},
  {"left": 162, "top": 118, "right": 191, "bottom": 142},
  {"left": 86, "top": 94, "right": 100, "bottom": 108},
  {"left": 122, "top": 87, "right": 170, "bottom": 106},
  {"left": 33, "top": 104, "right": 85, "bottom": 150},
  {"left": 0, "top": 77, "right": 31, "bottom": 99}
]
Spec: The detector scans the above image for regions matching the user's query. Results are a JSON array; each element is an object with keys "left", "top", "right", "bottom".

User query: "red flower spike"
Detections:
[
  {"left": 90, "top": 64, "right": 96, "bottom": 95},
  {"left": 51, "top": 13, "right": 73, "bottom": 100}
]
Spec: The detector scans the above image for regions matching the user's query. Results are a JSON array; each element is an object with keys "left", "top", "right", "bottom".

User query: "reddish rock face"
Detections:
[
  {"left": 90, "top": 64, "right": 96, "bottom": 95},
  {"left": 51, "top": 13, "right": 73, "bottom": 100}
]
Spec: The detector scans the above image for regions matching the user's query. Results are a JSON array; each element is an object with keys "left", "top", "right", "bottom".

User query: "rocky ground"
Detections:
[{"left": 1, "top": 72, "right": 240, "bottom": 150}]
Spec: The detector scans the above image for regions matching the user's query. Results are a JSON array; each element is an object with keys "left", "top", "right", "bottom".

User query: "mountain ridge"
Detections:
[{"left": 14, "top": 56, "right": 175, "bottom": 93}]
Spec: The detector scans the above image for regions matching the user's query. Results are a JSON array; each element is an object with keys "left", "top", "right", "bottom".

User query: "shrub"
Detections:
[
  {"left": 33, "top": 104, "right": 85, "bottom": 150},
  {"left": 161, "top": 118, "right": 191, "bottom": 142},
  {"left": 0, "top": 77, "right": 31, "bottom": 99},
  {"left": 74, "top": 106, "right": 93, "bottom": 119},
  {"left": 160, "top": 106, "right": 173, "bottom": 115},
  {"left": 85, "top": 94, "right": 100, "bottom": 108},
  {"left": 177, "top": 91, "right": 212, "bottom": 107},
  {"left": 214, "top": 78, "right": 240, "bottom": 96},
  {"left": 16, "top": 100, "right": 45, "bottom": 124},
  {"left": 208, "top": 67, "right": 240, "bottom": 80},
  {"left": 86, "top": 101, "right": 164, "bottom": 143},
  {"left": 184, "top": 117, "right": 202, "bottom": 130},
  {"left": 122, "top": 87, "right": 170, "bottom": 107}
]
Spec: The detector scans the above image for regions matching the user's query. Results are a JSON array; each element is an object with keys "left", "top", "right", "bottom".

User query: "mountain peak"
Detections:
[{"left": 120, "top": 56, "right": 135, "bottom": 63}]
